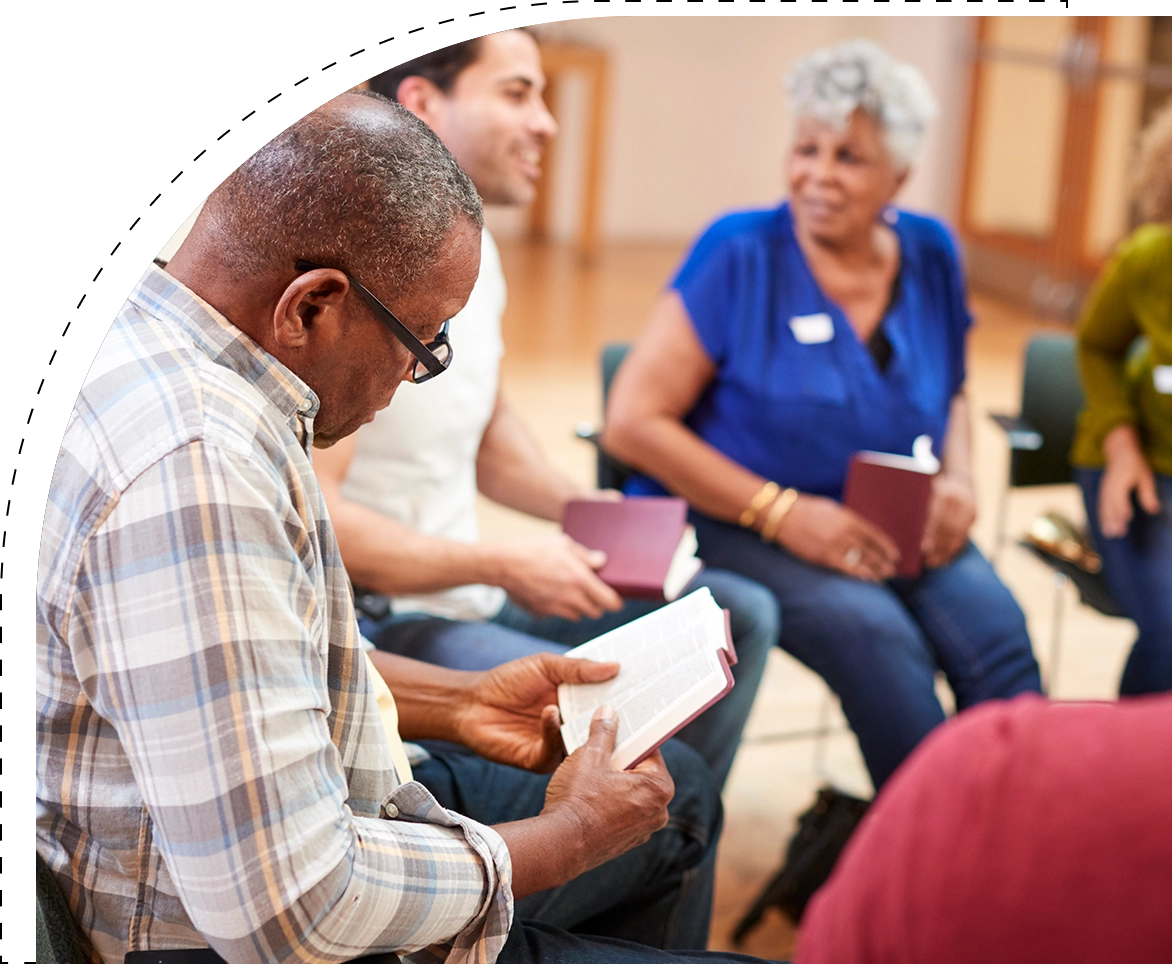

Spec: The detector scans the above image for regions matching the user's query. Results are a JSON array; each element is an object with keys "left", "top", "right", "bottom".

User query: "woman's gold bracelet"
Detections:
[
  {"left": 738, "top": 481, "right": 780, "bottom": 529},
  {"left": 759, "top": 487, "right": 800, "bottom": 544}
]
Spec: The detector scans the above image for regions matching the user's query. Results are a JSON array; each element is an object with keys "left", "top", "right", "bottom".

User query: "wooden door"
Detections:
[{"left": 960, "top": 17, "right": 1172, "bottom": 317}]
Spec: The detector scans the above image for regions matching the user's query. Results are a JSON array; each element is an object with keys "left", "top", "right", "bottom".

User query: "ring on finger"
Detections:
[{"left": 844, "top": 547, "right": 862, "bottom": 568}]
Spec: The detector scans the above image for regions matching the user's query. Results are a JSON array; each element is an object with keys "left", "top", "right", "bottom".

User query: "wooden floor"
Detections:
[{"left": 480, "top": 238, "right": 1136, "bottom": 960}]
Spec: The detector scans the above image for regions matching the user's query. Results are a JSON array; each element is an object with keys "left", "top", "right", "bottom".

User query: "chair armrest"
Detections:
[
  {"left": 1017, "top": 539, "right": 1124, "bottom": 618},
  {"left": 987, "top": 412, "right": 1044, "bottom": 451},
  {"left": 574, "top": 420, "right": 634, "bottom": 490},
  {"left": 575, "top": 420, "right": 602, "bottom": 449}
]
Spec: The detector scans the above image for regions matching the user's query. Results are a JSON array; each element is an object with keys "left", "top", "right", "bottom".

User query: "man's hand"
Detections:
[
  {"left": 774, "top": 494, "right": 901, "bottom": 581},
  {"left": 540, "top": 707, "right": 674, "bottom": 874},
  {"left": 1099, "top": 424, "right": 1160, "bottom": 538},
  {"left": 452, "top": 652, "right": 620, "bottom": 771},
  {"left": 492, "top": 534, "right": 624, "bottom": 620},
  {"left": 492, "top": 706, "right": 675, "bottom": 897},
  {"left": 921, "top": 474, "right": 977, "bottom": 568}
]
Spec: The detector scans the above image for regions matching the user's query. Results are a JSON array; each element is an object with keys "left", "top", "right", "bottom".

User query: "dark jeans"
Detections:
[
  {"left": 690, "top": 514, "right": 1042, "bottom": 789},
  {"left": 365, "top": 569, "right": 778, "bottom": 789},
  {"left": 414, "top": 740, "right": 775, "bottom": 961},
  {"left": 1077, "top": 468, "right": 1172, "bottom": 695},
  {"left": 495, "top": 922, "right": 779, "bottom": 964}
]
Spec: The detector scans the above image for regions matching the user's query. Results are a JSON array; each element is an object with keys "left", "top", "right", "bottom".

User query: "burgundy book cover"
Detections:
[
  {"left": 625, "top": 608, "right": 736, "bottom": 770},
  {"left": 842, "top": 457, "right": 935, "bottom": 578},
  {"left": 562, "top": 497, "right": 692, "bottom": 600}
]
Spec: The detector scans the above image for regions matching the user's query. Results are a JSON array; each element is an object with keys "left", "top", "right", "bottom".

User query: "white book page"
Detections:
[
  {"left": 663, "top": 525, "right": 702, "bottom": 601},
  {"left": 856, "top": 450, "right": 935, "bottom": 474},
  {"left": 558, "top": 588, "right": 731, "bottom": 769}
]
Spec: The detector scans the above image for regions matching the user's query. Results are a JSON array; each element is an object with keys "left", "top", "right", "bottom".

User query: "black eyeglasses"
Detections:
[{"left": 295, "top": 260, "right": 453, "bottom": 384}]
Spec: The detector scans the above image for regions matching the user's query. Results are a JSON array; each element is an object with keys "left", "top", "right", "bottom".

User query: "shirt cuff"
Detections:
[{"left": 386, "top": 782, "right": 514, "bottom": 964}]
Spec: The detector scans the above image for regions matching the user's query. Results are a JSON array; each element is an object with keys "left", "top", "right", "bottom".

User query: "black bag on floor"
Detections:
[{"left": 733, "top": 786, "right": 870, "bottom": 942}]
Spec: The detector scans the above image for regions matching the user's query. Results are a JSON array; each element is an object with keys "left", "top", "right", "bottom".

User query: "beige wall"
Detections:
[{"left": 515, "top": 16, "right": 976, "bottom": 244}]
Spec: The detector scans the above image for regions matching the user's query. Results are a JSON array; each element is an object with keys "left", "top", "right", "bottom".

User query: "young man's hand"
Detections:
[{"left": 491, "top": 535, "right": 624, "bottom": 620}]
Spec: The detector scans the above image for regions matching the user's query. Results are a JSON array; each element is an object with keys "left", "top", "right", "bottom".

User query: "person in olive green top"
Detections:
[{"left": 1073, "top": 99, "right": 1172, "bottom": 695}]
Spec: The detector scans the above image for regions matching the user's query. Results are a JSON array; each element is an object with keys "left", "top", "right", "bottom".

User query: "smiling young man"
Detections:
[{"left": 314, "top": 29, "right": 778, "bottom": 792}]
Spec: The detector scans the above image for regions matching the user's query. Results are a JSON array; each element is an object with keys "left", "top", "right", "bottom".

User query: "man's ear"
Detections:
[
  {"left": 272, "top": 269, "right": 350, "bottom": 350},
  {"left": 395, "top": 75, "right": 448, "bottom": 127}
]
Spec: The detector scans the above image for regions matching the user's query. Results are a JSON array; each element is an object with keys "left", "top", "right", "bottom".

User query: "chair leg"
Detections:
[
  {"left": 992, "top": 478, "right": 1011, "bottom": 567},
  {"left": 1048, "top": 571, "right": 1067, "bottom": 695},
  {"left": 812, "top": 687, "right": 834, "bottom": 785}
]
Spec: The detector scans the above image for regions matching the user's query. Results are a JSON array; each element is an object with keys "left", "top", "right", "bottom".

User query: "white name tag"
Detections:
[
  {"left": 1154, "top": 365, "right": 1172, "bottom": 395},
  {"left": 789, "top": 313, "right": 835, "bottom": 345}
]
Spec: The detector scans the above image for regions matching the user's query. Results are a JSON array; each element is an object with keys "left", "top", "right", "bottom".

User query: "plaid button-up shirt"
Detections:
[{"left": 37, "top": 266, "right": 512, "bottom": 964}]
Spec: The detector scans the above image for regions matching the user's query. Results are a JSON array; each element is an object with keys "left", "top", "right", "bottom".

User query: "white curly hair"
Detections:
[{"left": 786, "top": 39, "right": 939, "bottom": 170}]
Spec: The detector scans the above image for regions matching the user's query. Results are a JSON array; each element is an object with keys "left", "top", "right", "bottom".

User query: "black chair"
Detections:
[
  {"left": 989, "top": 334, "right": 1087, "bottom": 553},
  {"left": 988, "top": 333, "right": 1123, "bottom": 690},
  {"left": 575, "top": 341, "right": 635, "bottom": 490},
  {"left": 37, "top": 854, "right": 88, "bottom": 964}
]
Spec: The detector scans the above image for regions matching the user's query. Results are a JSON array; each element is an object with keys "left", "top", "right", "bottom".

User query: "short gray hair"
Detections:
[
  {"left": 202, "top": 90, "right": 483, "bottom": 289},
  {"left": 786, "top": 39, "right": 939, "bottom": 170}
]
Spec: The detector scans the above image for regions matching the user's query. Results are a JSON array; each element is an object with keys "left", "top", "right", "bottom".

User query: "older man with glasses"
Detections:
[{"left": 36, "top": 91, "right": 781, "bottom": 964}]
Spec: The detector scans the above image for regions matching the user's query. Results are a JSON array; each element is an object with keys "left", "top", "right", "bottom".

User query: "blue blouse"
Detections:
[{"left": 626, "top": 202, "right": 972, "bottom": 501}]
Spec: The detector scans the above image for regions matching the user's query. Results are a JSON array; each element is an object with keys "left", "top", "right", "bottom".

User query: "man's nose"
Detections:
[{"left": 532, "top": 97, "right": 558, "bottom": 139}]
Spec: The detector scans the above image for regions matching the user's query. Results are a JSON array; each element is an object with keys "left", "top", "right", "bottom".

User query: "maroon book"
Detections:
[
  {"left": 842, "top": 452, "right": 936, "bottom": 578},
  {"left": 562, "top": 497, "right": 703, "bottom": 601}
]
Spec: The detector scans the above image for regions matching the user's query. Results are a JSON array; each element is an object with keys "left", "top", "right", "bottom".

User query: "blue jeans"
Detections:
[
  {"left": 413, "top": 740, "right": 727, "bottom": 952},
  {"left": 690, "top": 514, "right": 1041, "bottom": 789},
  {"left": 1077, "top": 468, "right": 1172, "bottom": 695},
  {"left": 364, "top": 569, "right": 778, "bottom": 790}
]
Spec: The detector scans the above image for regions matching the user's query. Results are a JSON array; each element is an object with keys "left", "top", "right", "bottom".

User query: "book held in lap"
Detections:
[
  {"left": 561, "top": 496, "right": 703, "bottom": 601},
  {"left": 842, "top": 441, "right": 938, "bottom": 578}
]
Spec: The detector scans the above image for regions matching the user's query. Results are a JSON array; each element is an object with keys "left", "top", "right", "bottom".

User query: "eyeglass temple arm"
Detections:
[{"left": 295, "top": 260, "right": 446, "bottom": 377}]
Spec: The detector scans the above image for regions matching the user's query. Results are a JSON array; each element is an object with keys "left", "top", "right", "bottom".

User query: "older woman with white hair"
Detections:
[{"left": 605, "top": 39, "right": 1042, "bottom": 801}]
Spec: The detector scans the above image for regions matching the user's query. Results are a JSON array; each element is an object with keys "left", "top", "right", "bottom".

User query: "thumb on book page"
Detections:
[{"left": 585, "top": 705, "right": 619, "bottom": 756}]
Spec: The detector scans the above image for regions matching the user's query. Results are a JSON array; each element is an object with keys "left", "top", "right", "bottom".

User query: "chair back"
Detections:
[
  {"left": 1011, "top": 334, "right": 1084, "bottom": 488},
  {"left": 597, "top": 342, "right": 633, "bottom": 490},
  {"left": 37, "top": 854, "right": 88, "bottom": 964}
]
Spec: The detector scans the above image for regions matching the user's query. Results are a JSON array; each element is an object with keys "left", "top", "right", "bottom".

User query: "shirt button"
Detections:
[{"left": 385, "top": 803, "right": 399, "bottom": 819}]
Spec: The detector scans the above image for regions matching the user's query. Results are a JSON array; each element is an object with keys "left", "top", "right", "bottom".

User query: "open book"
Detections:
[
  {"left": 557, "top": 587, "right": 736, "bottom": 770},
  {"left": 842, "top": 444, "right": 937, "bottom": 578},
  {"left": 562, "top": 497, "right": 704, "bottom": 601}
]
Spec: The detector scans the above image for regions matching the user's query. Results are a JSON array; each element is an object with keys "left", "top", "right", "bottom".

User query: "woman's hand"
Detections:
[
  {"left": 774, "top": 494, "right": 900, "bottom": 581},
  {"left": 1099, "top": 424, "right": 1161, "bottom": 538},
  {"left": 921, "top": 474, "right": 976, "bottom": 568}
]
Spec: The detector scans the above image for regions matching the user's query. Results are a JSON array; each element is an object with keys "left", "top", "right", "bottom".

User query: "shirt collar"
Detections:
[{"left": 130, "top": 264, "right": 320, "bottom": 441}]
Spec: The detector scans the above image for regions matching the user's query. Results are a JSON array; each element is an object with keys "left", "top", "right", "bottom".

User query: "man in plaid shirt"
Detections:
[{"left": 37, "top": 92, "right": 766, "bottom": 964}]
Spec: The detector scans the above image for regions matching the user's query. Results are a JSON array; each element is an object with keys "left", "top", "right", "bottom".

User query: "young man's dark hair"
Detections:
[{"left": 369, "top": 39, "right": 484, "bottom": 101}]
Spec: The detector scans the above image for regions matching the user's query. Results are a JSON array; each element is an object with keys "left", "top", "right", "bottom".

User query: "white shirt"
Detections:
[{"left": 343, "top": 228, "right": 509, "bottom": 620}]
